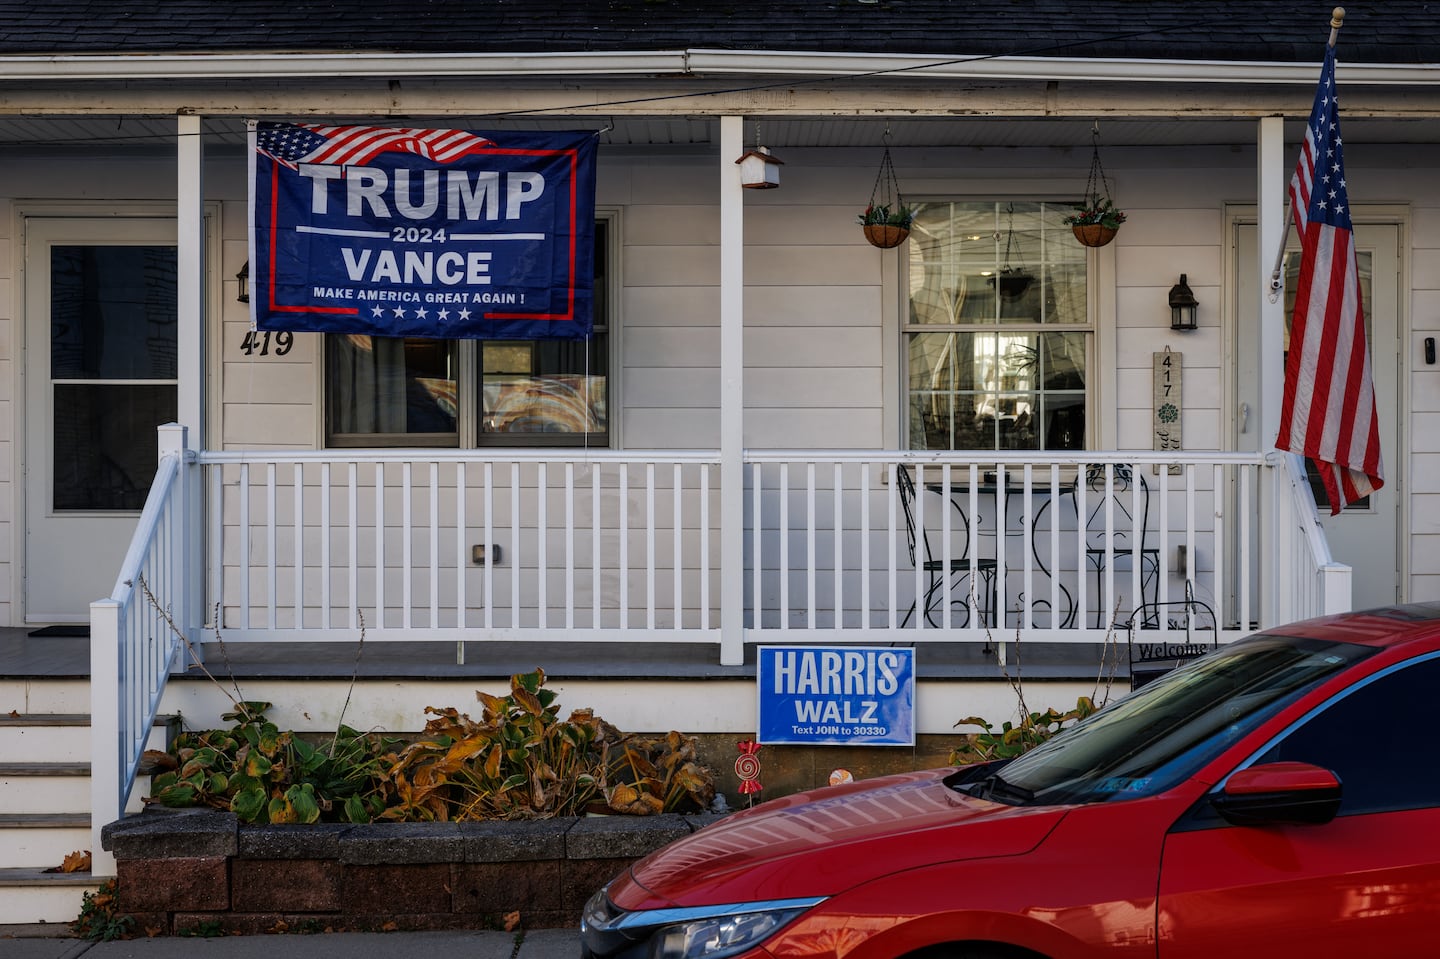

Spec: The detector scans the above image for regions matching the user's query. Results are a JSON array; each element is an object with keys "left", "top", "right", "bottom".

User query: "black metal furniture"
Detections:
[
  {"left": 1067, "top": 464, "right": 1162, "bottom": 628},
  {"left": 1120, "top": 591, "right": 1217, "bottom": 689},
  {"left": 897, "top": 465, "right": 998, "bottom": 628}
]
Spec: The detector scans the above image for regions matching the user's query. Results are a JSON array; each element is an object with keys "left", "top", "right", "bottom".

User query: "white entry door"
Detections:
[
  {"left": 1236, "top": 222, "right": 1402, "bottom": 610},
  {"left": 23, "top": 217, "right": 178, "bottom": 623}
]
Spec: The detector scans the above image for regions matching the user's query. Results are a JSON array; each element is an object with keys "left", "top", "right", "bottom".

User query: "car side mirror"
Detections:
[{"left": 1209, "top": 761, "right": 1342, "bottom": 826}]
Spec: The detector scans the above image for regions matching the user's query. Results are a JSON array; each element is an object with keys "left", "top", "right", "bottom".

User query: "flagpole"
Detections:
[{"left": 1268, "top": 7, "right": 1346, "bottom": 299}]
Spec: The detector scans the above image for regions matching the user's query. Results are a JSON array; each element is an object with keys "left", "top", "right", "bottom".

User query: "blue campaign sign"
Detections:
[
  {"left": 757, "top": 646, "right": 915, "bottom": 746},
  {"left": 249, "top": 122, "right": 596, "bottom": 340}
]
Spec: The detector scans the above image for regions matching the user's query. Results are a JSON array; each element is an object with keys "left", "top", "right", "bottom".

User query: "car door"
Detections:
[{"left": 1156, "top": 654, "right": 1440, "bottom": 958}]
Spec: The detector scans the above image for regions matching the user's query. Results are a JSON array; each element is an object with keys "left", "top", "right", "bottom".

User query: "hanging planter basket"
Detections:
[
  {"left": 863, "top": 223, "right": 910, "bottom": 248},
  {"left": 1064, "top": 123, "right": 1126, "bottom": 247},
  {"left": 857, "top": 134, "right": 914, "bottom": 248},
  {"left": 989, "top": 204, "right": 1035, "bottom": 297},
  {"left": 1072, "top": 223, "right": 1119, "bottom": 248}
]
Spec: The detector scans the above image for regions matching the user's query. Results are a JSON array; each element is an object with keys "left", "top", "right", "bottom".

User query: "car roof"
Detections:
[{"left": 1263, "top": 602, "right": 1440, "bottom": 650}]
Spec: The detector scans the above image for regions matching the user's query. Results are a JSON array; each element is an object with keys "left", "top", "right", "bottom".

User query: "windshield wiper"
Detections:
[{"left": 970, "top": 772, "right": 1035, "bottom": 804}]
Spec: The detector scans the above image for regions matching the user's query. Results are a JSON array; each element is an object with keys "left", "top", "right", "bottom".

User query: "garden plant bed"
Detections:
[{"left": 101, "top": 807, "right": 719, "bottom": 936}]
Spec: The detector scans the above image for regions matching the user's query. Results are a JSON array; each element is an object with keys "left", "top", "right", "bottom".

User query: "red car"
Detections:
[{"left": 581, "top": 605, "right": 1440, "bottom": 959}]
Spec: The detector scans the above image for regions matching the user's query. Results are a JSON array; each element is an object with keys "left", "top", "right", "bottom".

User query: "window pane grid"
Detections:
[
  {"left": 325, "top": 219, "right": 612, "bottom": 449},
  {"left": 906, "top": 200, "right": 1090, "bottom": 451}
]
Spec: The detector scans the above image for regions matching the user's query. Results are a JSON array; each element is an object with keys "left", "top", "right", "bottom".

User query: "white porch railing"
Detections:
[
  {"left": 201, "top": 449, "right": 723, "bottom": 643},
  {"left": 90, "top": 425, "right": 195, "bottom": 873},
  {"left": 746, "top": 451, "right": 1269, "bottom": 643},
  {"left": 90, "top": 438, "right": 1352, "bottom": 872},
  {"left": 178, "top": 447, "right": 1340, "bottom": 645},
  {"left": 1268, "top": 450, "right": 1354, "bottom": 621}
]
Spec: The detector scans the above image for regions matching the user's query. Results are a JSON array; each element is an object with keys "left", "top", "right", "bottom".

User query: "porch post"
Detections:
[
  {"left": 177, "top": 113, "right": 204, "bottom": 440},
  {"left": 89, "top": 598, "right": 121, "bottom": 878},
  {"left": 1257, "top": 115, "right": 1286, "bottom": 628},
  {"left": 719, "top": 115, "right": 745, "bottom": 665}
]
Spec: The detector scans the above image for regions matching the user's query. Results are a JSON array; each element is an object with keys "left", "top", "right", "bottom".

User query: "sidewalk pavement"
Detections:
[{"left": 0, "top": 927, "right": 578, "bottom": 958}]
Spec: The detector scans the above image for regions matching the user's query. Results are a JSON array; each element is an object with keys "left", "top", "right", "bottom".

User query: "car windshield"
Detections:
[{"left": 970, "top": 633, "right": 1376, "bottom": 805}]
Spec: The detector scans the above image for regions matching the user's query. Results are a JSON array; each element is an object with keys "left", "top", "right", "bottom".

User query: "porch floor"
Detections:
[{"left": 0, "top": 628, "right": 1116, "bottom": 682}]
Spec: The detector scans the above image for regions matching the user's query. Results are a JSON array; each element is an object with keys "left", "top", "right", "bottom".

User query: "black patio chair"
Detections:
[
  {"left": 896, "top": 465, "right": 997, "bottom": 628},
  {"left": 1069, "top": 464, "right": 1162, "bottom": 629}
]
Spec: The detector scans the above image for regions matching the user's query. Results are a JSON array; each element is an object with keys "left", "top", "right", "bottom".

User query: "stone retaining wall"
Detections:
[{"left": 101, "top": 808, "right": 715, "bottom": 936}]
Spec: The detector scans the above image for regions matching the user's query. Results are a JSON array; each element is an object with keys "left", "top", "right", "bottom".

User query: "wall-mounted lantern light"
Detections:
[
  {"left": 735, "top": 146, "right": 783, "bottom": 189},
  {"left": 1168, "top": 273, "right": 1198, "bottom": 331},
  {"left": 236, "top": 261, "right": 250, "bottom": 304}
]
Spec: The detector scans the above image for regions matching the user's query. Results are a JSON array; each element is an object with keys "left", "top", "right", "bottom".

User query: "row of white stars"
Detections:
[{"left": 370, "top": 305, "right": 472, "bottom": 320}]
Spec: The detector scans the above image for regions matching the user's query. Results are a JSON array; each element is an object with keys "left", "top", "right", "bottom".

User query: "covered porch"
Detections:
[{"left": 87, "top": 426, "right": 1349, "bottom": 869}]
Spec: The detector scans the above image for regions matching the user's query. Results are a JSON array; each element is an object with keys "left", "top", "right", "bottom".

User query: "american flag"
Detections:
[
  {"left": 1276, "top": 46, "right": 1383, "bottom": 514},
  {"left": 255, "top": 122, "right": 494, "bottom": 170}
]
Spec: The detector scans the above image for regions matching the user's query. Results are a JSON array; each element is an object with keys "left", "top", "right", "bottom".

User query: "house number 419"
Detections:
[{"left": 239, "top": 330, "right": 294, "bottom": 356}]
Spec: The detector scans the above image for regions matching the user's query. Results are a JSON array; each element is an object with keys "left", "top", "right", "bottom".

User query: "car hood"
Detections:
[{"left": 616, "top": 768, "right": 1067, "bottom": 908}]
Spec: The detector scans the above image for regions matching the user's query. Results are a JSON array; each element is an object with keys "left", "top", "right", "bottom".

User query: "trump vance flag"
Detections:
[
  {"left": 1276, "top": 46, "right": 1383, "bottom": 514},
  {"left": 249, "top": 122, "right": 597, "bottom": 340}
]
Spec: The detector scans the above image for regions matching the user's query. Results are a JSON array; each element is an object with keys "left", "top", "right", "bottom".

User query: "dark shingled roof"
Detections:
[{"left": 0, "top": 1, "right": 1436, "bottom": 64}]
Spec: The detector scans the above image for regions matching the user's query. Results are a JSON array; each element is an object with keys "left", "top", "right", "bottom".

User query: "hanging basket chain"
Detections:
[
  {"left": 859, "top": 129, "right": 913, "bottom": 247},
  {"left": 868, "top": 143, "right": 904, "bottom": 217},
  {"left": 1065, "top": 121, "right": 1125, "bottom": 245},
  {"left": 1001, "top": 202, "right": 1026, "bottom": 273},
  {"left": 1084, "top": 123, "right": 1115, "bottom": 208}
]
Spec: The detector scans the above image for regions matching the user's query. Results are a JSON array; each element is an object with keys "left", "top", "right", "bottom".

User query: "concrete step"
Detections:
[
  {"left": 0, "top": 680, "right": 90, "bottom": 715},
  {"left": 0, "top": 713, "right": 179, "bottom": 764},
  {"left": 0, "top": 764, "right": 89, "bottom": 815},
  {"left": 0, "top": 765, "right": 160, "bottom": 817},
  {"left": 0, "top": 867, "right": 99, "bottom": 925},
  {"left": 0, "top": 715, "right": 90, "bottom": 763},
  {"left": 0, "top": 814, "right": 92, "bottom": 870},
  {"left": 0, "top": 702, "right": 182, "bottom": 926}
]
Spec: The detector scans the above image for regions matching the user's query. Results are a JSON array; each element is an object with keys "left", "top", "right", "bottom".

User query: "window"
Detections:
[
  {"left": 326, "top": 218, "right": 612, "bottom": 448},
  {"left": 905, "top": 201, "right": 1089, "bottom": 451},
  {"left": 1252, "top": 654, "right": 1440, "bottom": 816}
]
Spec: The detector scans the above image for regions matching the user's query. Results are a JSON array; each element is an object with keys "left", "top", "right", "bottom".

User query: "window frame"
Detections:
[
  {"left": 322, "top": 209, "right": 620, "bottom": 450},
  {"left": 901, "top": 198, "right": 1096, "bottom": 453}
]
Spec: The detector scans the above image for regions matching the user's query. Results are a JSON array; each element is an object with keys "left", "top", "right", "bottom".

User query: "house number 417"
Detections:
[{"left": 239, "top": 330, "right": 294, "bottom": 356}]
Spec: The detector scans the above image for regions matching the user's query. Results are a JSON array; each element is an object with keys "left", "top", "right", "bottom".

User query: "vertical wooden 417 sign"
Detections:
[{"left": 1153, "top": 347, "right": 1182, "bottom": 474}]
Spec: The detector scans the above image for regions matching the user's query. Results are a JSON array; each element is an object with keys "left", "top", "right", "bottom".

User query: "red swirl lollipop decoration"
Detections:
[{"left": 735, "top": 740, "right": 763, "bottom": 795}]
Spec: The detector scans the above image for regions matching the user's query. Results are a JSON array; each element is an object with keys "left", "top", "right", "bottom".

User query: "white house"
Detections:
[{"left": 1, "top": 0, "right": 1438, "bottom": 922}]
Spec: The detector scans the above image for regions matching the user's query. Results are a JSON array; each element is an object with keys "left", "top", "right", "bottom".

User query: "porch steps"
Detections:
[
  {"left": 0, "top": 703, "right": 179, "bottom": 925},
  {"left": 0, "top": 867, "right": 101, "bottom": 931}
]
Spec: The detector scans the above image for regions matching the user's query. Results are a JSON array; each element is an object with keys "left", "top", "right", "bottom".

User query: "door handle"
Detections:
[{"left": 1239, "top": 402, "right": 1249, "bottom": 433}]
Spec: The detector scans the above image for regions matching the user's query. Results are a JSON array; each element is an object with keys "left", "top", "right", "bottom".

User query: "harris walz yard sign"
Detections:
[
  {"left": 249, "top": 122, "right": 597, "bottom": 339},
  {"left": 757, "top": 646, "right": 915, "bottom": 746}
]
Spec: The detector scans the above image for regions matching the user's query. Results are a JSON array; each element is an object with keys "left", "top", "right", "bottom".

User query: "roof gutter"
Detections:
[{"left": 0, "top": 48, "right": 1432, "bottom": 86}]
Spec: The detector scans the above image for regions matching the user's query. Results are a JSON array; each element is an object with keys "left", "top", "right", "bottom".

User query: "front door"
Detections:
[
  {"left": 23, "top": 217, "right": 178, "bottom": 623},
  {"left": 1235, "top": 222, "right": 1402, "bottom": 611}
]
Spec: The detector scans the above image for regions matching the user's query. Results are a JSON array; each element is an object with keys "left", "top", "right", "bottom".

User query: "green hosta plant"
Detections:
[
  {"left": 948, "top": 696, "right": 1100, "bottom": 764},
  {"left": 381, "top": 669, "right": 618, "bottom": 820},
  {"left": 603, "top": 730, "right": 716, "bottom": 815},
  {"left": 147, "top": 700, "right": 394, "bottom": 824},
  {"left": 379, "top": 669, "right": 717, "bottom": 820},
  {"left": 149, "top": 670, "right": 718, "bottom": 823}
]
